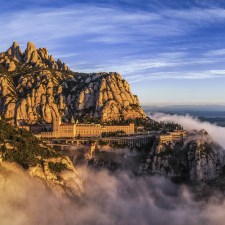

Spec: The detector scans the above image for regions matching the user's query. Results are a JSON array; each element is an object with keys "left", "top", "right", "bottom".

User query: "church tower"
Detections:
[
  {"left": 71, "top": 116, "right": 76, "bottom": 137},
  {"left": 53, "top": 116, "right": 61, "bottom": 137},
  {"left": 71, "top": 116, "right": 75, "bottom": 124}
]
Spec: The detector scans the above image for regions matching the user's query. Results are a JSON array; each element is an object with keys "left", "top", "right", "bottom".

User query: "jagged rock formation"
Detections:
[
  {"left": 64, "top": 72, "right": 145, "bottom": 122},
  {"left": 0, "top": 42, "right": 69, "bottom": 72},
  {"left": 0, "top": 42, "right": 145, "bottom": 124},
  {"left": 139, "top": 131, "right": 225, "bottom": 183}
]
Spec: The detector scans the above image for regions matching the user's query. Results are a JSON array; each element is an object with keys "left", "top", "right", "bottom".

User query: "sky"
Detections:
[{"left": 0, "top": 0, "right": 225, "bottom": 106}]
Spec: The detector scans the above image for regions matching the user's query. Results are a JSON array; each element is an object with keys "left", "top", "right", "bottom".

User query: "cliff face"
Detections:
[
  {"left": 139, "top": 131, "right": 225, "bottom": 184},
  {"left": 0, "top": 42, "right": 145, "bottom": 124},
  {"left": 28, "top": 156, "right": 84, "bottom": 197}
]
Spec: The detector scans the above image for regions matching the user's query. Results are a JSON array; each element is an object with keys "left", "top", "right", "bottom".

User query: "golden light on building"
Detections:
[{"left": 34, "top": 117, "right": 135, "bottom": 139}]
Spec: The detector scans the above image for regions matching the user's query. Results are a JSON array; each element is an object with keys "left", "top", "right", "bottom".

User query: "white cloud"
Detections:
[
  {"left": 1, "top": 5, "right": 225, "bottom": 48},
  {"left": 151, "top": 113, "right": 225, "bottom": 148},
  {"left": 1, "top": 4, "right": 225, "bottom": 82},
  {"left": 163, "top": 8, "right": 225, "bottom": 24},
  {"left": 142, "top": 70, "right": 225, "bottom": 80},
  {"left": 207, "top": 48, "right": 225, "bottom": 56},
  {"left": 2, "top": 162, "right": 225, "bottom": 225},
  {"left": 76, "top": 53, "right": 225, "bottom": 83}
]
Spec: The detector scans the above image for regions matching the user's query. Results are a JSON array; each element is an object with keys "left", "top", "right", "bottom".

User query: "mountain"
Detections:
[{"left": 0, "top": 42, "right": 145, "bottom": 125}]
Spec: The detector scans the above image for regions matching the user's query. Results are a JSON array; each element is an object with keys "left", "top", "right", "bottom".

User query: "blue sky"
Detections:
[{"left": 0, "top": 0, "right": 225, "bottom": 106}]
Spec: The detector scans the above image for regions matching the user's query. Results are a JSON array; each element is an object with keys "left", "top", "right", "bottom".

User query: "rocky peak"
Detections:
[
  {"left": 24, "top": 42, "right": 38, "bottom": 64},
  {"left": 38, "top": 48, "right": 49, "bottom": 61},
  {"left": 5, "top": 42, "right": 23, "bottom": 62},
  {"left": 26, "top": 41, "right": 37, "bottom": 52},
  {"left": 12, "top": 41, "right": 19, "bottom": 48},
  {"left": 0, "top": 42, "right": 70, "bottom": 72},
  {"left": 57, "top": 59, "right": 69, "bottom": 71},
  {"left": 49, "top": 55, "right": 54, "bottom": 61},
  {"left": 0, "top": 43, "right": 145, "bottom": 124}
]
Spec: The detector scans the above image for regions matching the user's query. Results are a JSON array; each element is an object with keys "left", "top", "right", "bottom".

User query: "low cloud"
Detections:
[
  {"left": 151, "top": 113, "right": 225, "bottom": 148},
  {"left": 1, "top": 163, "right": 225, "bottom": 225}
]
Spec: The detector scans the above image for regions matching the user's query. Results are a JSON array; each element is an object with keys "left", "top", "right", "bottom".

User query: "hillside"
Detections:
[
  {"left": 0, "top": 42, "right": 145, "bottom": 125},
  {"left": 0, "top": 118, "right": 83, "bottom": 196}
]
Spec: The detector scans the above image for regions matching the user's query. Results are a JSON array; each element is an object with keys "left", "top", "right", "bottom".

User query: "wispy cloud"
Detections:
[
  {"left": 1, "top": 2, "right": 225, "bottom": 84},
  {"left": 1, "top": 5, "right": 225, "bottom": 48},
  {"left": 74, "top": 50, "right": 225, "bottom": 82},
  {"left": 163, "top": 8, "right": 225, "bottom": 22},
  {"left": 128, "top": 69, "right": 225, "bottom": 83},
  {"left": 206, "top": 48, "right": 225, "bottom": 56}
]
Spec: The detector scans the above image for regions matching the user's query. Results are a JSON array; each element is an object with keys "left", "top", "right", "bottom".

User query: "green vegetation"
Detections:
[
  {"left": 156, "top": 141, "right": 189, "bottom": 179},
  {"left": 48, "top": 161, "right": 67, "bottom": 174},
  {"left": 156, "top": 140, "right": 215, "bottom": 182},
  {"left": 101, "top": 117, "right": 183, "bottom": 132},
  {"left": 88, "top": 151, "right": 120, "bottom": 170},
  {"left": 0, "top": 118, "right": 60, "bottom": 169},
  {"left": 98, "top": 139, "right": 108, "bottom": 146},
  {"left": 157, "top": 145, "right": 174, "bottom": 157},
  {"left": 109, "top": 142, "right": 128, "bottom": 148},
  {"left": 0, "top": 64, "right": 7, "bottom": 74},
  {"left": 129, "top": 104, "right": 140, "bottom": 110},
  {"left": 161, "top": 122, "right": 183, "bottom": 132},
  {"left": 102, "top": 130, "right": 126, "bottom": 137},
  {"left": 198, "top": 143, "right": 214, "bottom": 158}
]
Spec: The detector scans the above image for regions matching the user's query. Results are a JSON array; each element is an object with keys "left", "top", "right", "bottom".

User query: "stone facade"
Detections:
[
  {"left": 102, "top": 123, "right": 135, "bottom": 135},
  {"left": 76, "top": 124, "right": 101, "bottom": 138},
  {"left": 157, "top": 130, "right": 187, "bottom": 153},
  {"left": 159, "top": 130, "right": 187, "bottom": 144},
  {"left": 36, "top": 118, "right": 135, "bottom": 139}
]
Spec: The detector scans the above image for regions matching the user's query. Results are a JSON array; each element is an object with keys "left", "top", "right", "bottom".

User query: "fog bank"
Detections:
[
  {"left": 151, "top": 113, "right": 225, "bottom": 148},
  {"left": 1, "top": 163, "right": 225, "bottom": 225}
]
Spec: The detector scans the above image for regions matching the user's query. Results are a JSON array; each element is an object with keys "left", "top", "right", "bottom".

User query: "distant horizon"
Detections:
[{"left": 141, "top": 102, "right": 225, "bottom": 107}]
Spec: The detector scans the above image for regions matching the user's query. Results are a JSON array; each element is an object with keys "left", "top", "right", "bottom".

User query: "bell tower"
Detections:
[{"left": 53, "top": 116, "right": 61, "bottom": 134}]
